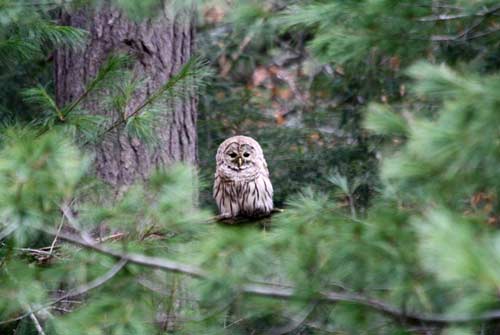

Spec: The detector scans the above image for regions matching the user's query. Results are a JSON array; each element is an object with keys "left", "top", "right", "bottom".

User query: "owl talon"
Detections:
[
  {"left": 215, "top": 214, "right": 239, "bottom": 225},
  {"left": 215, "top": 213, "right": 233, "bottom": 221}
]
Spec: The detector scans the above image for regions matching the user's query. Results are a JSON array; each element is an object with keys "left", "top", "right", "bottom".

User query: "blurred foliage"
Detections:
[{"left": 1, "top": 0, "right": 500, "bottom": 335}]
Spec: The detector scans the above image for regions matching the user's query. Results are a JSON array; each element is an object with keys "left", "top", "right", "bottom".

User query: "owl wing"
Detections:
[{"left": 260, "top": 158, "right": 270, "bottom": 178}]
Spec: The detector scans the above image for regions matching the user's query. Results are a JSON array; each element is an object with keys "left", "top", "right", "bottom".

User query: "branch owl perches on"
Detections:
[{"left": 213, "top": 135, "right": 274, "bottom": 219}]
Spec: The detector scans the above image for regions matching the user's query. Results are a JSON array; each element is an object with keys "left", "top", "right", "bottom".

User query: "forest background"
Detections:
[{"left": 1, "top": 0, "right": 500, "bottom": 334}]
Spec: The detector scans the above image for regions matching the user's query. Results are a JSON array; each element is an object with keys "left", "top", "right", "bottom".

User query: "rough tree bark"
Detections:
[
  {"left": 55, "top": 2, "right": 197, "bottom": 191},
  {"left": 54, "top": 4, "right": 197, "bottom": 329}
]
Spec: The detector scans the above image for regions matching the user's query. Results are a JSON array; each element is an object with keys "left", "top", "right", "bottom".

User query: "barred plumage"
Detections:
[{"left": 214, "top": 136, "right": 273, "bottom": 219}]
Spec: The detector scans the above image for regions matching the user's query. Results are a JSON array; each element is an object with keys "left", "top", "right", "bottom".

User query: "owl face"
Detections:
[
  {"left": 215, "top": 136, "right": 267, "bottom": 179},
  {"left": 221, "top": 141, "right": 257, "bottom": 171}
]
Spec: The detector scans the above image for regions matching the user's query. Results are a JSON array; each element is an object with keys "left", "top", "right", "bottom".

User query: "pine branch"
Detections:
[
  {"left": 22, "top": 86, "right": 64, "bottom": 121},
  {"left": 32, "top": 226, "right": 500, "bottom": 327},
  {"left": 84, "top": 57, "right": 209, "bottom": 145},
  {"left": 30, "top": 21, "right": 87, "bottom": 49},
  {"left": 62, "top": 54, "right": 131, "bottom": 118},
  {"left": 0, "top": 39, "right": 39, "bottom": 64}
]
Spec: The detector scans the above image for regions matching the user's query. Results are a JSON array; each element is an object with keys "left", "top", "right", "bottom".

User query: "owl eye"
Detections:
[
  {"left": 243, "top": 152, "right": 250, "bottom": 158},
  {"left": 228, "top": 152, "right": 237, "bottom": 158}
]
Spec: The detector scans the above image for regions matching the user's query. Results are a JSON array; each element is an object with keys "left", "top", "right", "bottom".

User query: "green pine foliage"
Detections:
[
  {"left": 0, "top": 0, "right": 87, "bottom": 121},
  {"left": 2, "top": 0, "right": 500, "bottom": 334}
]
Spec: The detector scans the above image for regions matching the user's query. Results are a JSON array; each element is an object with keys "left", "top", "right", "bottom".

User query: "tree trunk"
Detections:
[{"left": 55, "top": 3, "right": 197, "bottom": 191}]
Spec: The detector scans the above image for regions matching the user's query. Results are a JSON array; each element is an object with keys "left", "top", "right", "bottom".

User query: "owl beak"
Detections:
[{"left": 237, "top": 156, "right": 243, "bottom": 168}]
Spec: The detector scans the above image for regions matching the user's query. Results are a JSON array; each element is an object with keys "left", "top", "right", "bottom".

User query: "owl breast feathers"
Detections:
[{"left": 213, "top": 135, "right": 273, "bottom": 219}]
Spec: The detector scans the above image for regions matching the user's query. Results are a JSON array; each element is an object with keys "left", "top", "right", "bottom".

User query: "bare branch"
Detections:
[
  {"left": 48, "top": 228, "right": 207, "bottom": 278},
  {"left": 419, "top": 12, "right": 472, "bottom": 21},
  {"left": 431, "top": 27, "right": 500, "bottom": 41}
]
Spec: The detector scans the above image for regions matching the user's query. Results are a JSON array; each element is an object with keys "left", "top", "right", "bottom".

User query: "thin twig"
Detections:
[
  {"left": 99, "top": 232, "right": 127, "bottom": 242},
  {"left": 224, "top": 317, "right": 246, "bottom": 329},
  {"left": 49, "top": 215, "right": 65, "bottom": 255},
  {"left": 14, "top": 248, "right": 53, "bottom": 255},
  {"left": 467, "top": 27, "right": 500, "bottom": 40},
  {"left": 28, "top": 310, "right": 47, "bottom": 335},
  {"left": 348, "top": 195, "right": 357, "bottom": 220},
  {"left": 431, "top": 27, "right": 500, "bottom": 41},
  {"left": 455, "top": 17, "right": 486, "bottom": 39},
  {"left": 60, "top": 204, "right": 94, "bottom": 244},
  {"left": 418, "top": 12, "right": 472, "bottom": 21}
]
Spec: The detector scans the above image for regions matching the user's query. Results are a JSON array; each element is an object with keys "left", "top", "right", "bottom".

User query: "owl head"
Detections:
[{"left": 216, "top": 135, "right": 267, "bottom": 175}]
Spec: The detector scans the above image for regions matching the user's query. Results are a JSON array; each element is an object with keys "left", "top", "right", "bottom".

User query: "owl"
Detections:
[{"left": 214, "top": 135, "right": 273, "bottom": 219}]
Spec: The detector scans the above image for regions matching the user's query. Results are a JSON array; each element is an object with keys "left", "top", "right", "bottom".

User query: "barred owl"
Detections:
[{"left": 214, "top": 135, "right": 273, "bottom": 219}]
